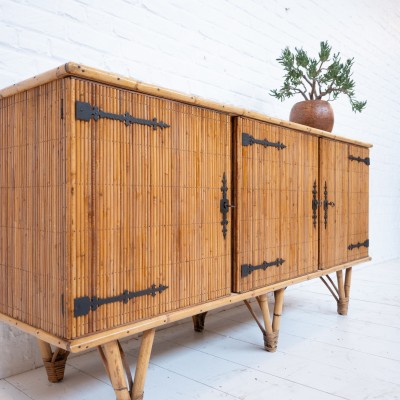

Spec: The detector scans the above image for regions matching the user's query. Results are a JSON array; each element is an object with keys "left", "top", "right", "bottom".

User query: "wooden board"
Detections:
[
  {"left": 68, "top": 78, "right": 232, "bottom": 338},
  {"left": 233, "top": 118, "right": 318, "bottom": 292}
]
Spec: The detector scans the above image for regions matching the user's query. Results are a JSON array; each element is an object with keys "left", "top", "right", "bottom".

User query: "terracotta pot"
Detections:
[{"left": 289, "top": 100, "right": 334, "bottom": 132}]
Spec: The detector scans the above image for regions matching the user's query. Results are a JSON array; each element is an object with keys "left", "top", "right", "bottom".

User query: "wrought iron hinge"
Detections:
[
  {"left": 323, "top": 181, "right": 335, "bottom": 229},
  {"left": 241, "top": 258, "right": 285, "bottom": 278},
  {"left": 75, "top": 101, "right": 170, "bottom": 130},
  {"left": 349, "top": 155, "right": 370, "bottom": 166},
  {"left": 220, "top": 172, "right": 234, "bottom": 239},
  {"left": 312, "top": 180, "right": 321, "bottom": 229},
  {"left": 242, "top": 133, "right": 286, "bottom": 150},
  {"left": 74, "top": 284, "right": 168, "bottom": 317},
  {"left": 348, "top": 239, "right": 369, "bottom": 251}
]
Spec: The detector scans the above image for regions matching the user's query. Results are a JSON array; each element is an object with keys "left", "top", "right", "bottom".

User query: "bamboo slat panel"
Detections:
[
  {"left": 279, "top": 128, "right": 319, "bottom": 281},
  {"left": 347, "top": 145, "right": 369, "bottom": 261},
  {"left": 319, "top": 139, "right": 349, "bottom": 269},
  {"left": 68, "top": 78, "right": 231, "bottom": 338},
  {"left": 233, "top": 118, "right": 318, "bottom": 293},
  {"left": 0, "top": 80, "right": 67, "bottom": 337}
]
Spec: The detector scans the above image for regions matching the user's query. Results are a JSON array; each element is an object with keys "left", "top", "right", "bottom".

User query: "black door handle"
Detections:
[{"left": 323, "top": 182, "right": 335, "bottom": 228}]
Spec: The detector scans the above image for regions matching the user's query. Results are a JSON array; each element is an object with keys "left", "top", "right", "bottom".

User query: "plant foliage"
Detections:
[{"left": 270, "top": 41, "right": 366, "bottom": 112}]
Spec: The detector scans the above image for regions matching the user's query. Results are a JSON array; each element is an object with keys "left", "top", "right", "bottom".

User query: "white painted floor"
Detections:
[{"left": 1, "top": 259, "right": 400, "bottom": 400}]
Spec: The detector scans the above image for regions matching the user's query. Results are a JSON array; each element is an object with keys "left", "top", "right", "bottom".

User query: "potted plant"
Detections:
[{"left": 270, "top": 41, "right": 366, "bottom": 132}]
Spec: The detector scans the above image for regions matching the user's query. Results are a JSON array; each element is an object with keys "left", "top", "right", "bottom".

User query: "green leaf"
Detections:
[
  {"left": 295, "top": 48, "right": 309, "bottom": 68},
  {"left": 277, "top": 47, "right": 294, "bottom": 70},
  {"left": 307, "top": 59, "right": 318, "bottom": 79},
  {"left": 319, "top": 41, "right": 331, "bottom": 62},
  {"left": 350, "top": 99, "right": 367, "bottom": 112}
]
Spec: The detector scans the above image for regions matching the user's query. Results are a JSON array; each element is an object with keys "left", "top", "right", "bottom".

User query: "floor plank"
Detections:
[{"left": 0, "top": 380, "right": 31, "bottom": 400}]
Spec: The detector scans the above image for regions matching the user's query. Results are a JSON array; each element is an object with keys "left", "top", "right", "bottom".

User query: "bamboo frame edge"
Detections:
[
  {"left": 0, "top": 313, "right": 70, "bottom": 351},
  {"left": 0, "top": 62, "right": 372, "bottom": 148},
  {"left": 0, "top": 64, "right": 70, "bottom": 99}
]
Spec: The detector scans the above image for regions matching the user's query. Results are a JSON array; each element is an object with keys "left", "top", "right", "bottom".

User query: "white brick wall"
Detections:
[{"left": 1, "top": 0, "right": 399, "bottom": 378}]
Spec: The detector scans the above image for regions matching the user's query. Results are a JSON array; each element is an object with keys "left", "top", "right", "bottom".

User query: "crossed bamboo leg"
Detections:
[
  {"left": 37, "top": 339, "right": 70, "bottom": 383},
  {"left": 244, "top": 288, "right": 285, "bottom": 352},
  {"left": 192, "top": 312, "right": 208, "bottom": 332},
  {"left": 98, "top": 328, "right": 155, "bottom": 400},
  {"left": 38, "top": 329, "right": 155, "bottom": 400},
  {"left": 320, "top": 267, "right": 352, "bottom": 315}
]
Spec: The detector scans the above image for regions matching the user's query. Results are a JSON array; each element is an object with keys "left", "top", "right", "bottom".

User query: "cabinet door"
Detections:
[
  {"left": 69, "top": 78, "right": 231, "bottom": 337},
  {"left": 347, "top": 145, "right": 369, "bottom": 261},
  {"left": 319, "top": 139, "right": 350, "bottom": 269},
  {"left": 233, "top": 118, "right": 318, "bottom": 293},
  {"left": 319, "top": 140, "right": 370, "bottom": 269}
]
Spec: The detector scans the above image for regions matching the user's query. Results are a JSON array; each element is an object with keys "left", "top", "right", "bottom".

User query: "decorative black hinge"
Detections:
[
  {"left": 220, "top": 172, "right": 230, "bottom": 239},
  {"left": 241, "top": 258, "right": 285, "bottom": 278},
  {"left": 348, "top": 239, "right": 369, "bottom": 251},
  {"left": 349, "top": 155, "right": 370, "bottom": 166},
  {"left": 242, "top": 133, "right": 286, "bottom": 150},
  {"left": 74, "top": 284, "right": 168, "bottom": 317},
  {"left": 75, "top": 101, "right": 170, "bottom": 130},
  {"left": 312, "top": 180, "right": 320, "bottom": 229}
]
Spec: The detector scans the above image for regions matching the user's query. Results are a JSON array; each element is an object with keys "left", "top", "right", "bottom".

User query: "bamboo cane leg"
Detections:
[
  {"left": 336, "top": 270, "right": 349, "bottom": 315},
  {"left": 132, "top": 328, "right": 156, "bottom": 400},
  {"left": 37, "top": 339, "right": 52, "bottom": 361},
  {"left": 37, "top": 339, "right": 69, "bottom": 383},
  {"left": 256, "top": 294, "right": 276, "bottom": 352},
  {"left": 192, "top": 312, "right": 208, "bottom": 332},
  {"left": 264, "top": 288, "right": 284, "bottom": 352},
  {"left": 99, "top": 340, "right": 131, "bottom": 400},
  {"left": 244, "top": 299, "right": 265, "bottom": 333},
  {"left": 272, "top": 288, "right": 285, "bottom": 332},
  {"left": 344, "top": 267, "right": 353, "bottom": 299},
  {"left": 320, "top": 276, "right": 339, "bottom": 302},
  {"left": 336, "top": 270, "right": 345, "bottom": 299},
  {"left": 256, "top": 295, "right": 273, "bottom": 334}
]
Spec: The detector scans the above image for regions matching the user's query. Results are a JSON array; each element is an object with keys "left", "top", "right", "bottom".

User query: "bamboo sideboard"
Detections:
[{"left": 0, "top": 63, "right": 371, "bottom": 400}]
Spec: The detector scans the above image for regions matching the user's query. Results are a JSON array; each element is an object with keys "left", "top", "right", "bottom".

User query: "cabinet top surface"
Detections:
[{"left": 0, "top": 62, "right": 372, "bottom": 148}]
